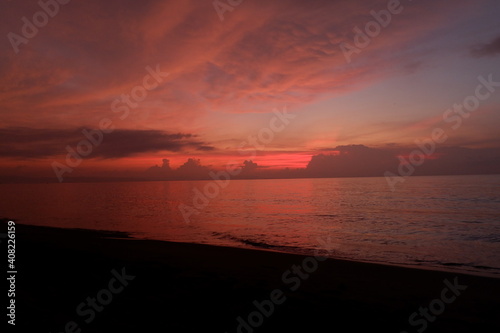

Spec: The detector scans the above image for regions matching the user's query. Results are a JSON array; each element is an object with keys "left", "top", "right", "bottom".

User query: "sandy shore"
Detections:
[{"left": 6, "top": 222, "right": 500, "bottom": 332}]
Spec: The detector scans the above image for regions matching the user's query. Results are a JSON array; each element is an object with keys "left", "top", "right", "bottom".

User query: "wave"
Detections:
[{"left": 211, "top": 232, "right": 310, "bottom": 254}]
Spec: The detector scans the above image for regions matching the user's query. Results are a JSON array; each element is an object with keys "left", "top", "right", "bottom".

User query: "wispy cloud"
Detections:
[{"left": 471, "top": 35, "right": 500, "bottom": 57}]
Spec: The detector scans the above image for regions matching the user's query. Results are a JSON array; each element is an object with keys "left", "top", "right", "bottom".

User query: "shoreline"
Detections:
[
  {"left": 133, "top": 236, "right": 500, "bottom": 279},
  {"left": 18, "top": 220, "right": 500, "bottom": 279},
  {"left": 6, "top": 221, "right": 500, "bottom": 332}
]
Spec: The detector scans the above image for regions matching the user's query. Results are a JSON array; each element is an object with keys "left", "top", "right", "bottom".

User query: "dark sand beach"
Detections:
[{"left": 8, "top": 221, "right": 500, "bottom": 332}]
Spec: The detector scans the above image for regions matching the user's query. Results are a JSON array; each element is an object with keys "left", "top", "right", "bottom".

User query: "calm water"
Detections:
[{"left": 1, "top": 175, "right": 500, "bottom": 277}]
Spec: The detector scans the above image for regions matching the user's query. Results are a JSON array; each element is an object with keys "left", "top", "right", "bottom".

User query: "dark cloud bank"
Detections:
[
  {"left": 144, "top": 144, "right": 500, "bottom": 181},
  {"left": 0, "top": 126, "right": 498, "bottom": 182},
  {"left": 0, "top": 127, "right": 213, "bottom": 159}
]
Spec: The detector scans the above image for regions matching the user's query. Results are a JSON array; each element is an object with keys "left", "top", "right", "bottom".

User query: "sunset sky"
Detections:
[{"left": 1, "top": 0, "right": 499, "bottom": 181}]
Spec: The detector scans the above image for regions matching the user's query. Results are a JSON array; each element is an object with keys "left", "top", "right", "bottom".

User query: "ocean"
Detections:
[{"left": 1, "top": 174, "right": 500, "bottom": 277}]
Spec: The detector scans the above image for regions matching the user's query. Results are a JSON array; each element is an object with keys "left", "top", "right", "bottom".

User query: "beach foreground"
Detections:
[{"left": 8, "top": 222, "right": 500, "bottom": 332}]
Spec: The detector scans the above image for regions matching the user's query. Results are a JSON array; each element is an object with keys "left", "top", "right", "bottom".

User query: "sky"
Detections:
[{"left": 0, "top": 0, "right": 499, "bottom": 182}]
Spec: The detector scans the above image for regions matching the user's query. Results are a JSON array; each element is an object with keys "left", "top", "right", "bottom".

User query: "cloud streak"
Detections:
[
  {"left": 0, "top": 0, "right": 485, "bottom": 125},
  {"left": 0, "top": 127, "right": 213, "bottom": 159}
]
